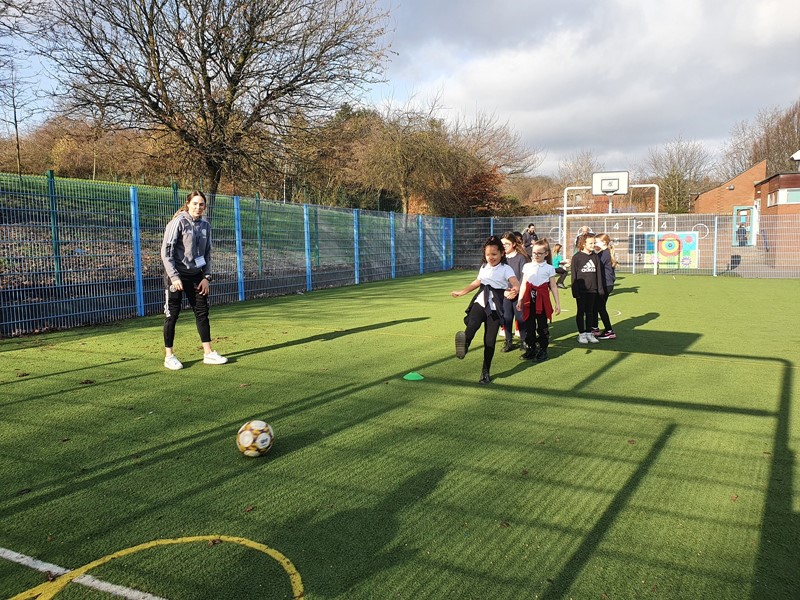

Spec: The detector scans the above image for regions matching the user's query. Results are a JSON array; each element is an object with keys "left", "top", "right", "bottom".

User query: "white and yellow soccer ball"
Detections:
[{"left": 236, "top": 420, "right": 274, "bottom": 457}]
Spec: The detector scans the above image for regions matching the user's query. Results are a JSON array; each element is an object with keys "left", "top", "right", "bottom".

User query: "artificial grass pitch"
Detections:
[{"left": 1, "top": 272, "right": 798, "bottom": 599}]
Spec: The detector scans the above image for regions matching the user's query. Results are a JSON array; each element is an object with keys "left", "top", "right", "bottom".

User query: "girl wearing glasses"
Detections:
[
  {"left": 451, "top": 236, "right": 520, "bottom": 384},
  {"left": 517, "top": 239, "right": 561, "bottom": 362}
]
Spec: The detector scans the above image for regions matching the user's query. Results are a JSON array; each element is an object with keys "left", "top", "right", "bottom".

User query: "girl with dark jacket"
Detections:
[{"left": 570, "top": 233, "right": 604, "bottom": 344}]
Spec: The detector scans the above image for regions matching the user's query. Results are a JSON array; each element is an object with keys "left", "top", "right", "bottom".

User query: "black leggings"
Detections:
[
  {"left": 574, "top": 292, "right": 598, "bottom": 333},
  {"left": 555, "top": 268, "right": 568, "bottom": 286},
  {"left": 464, "top": 303, "right": 501, "bottom": 371},
  {"left": 525, "top": 311, "right": 550, "bottom": 350},
  {"left": 502, "top": 297, "right": 526, "bottom": 343},
  {"left": 163, "top": 272, "right": 211, "bottom": 347},
  {"left": 596, "top": 286, "right": 614, "bottom": 331}
]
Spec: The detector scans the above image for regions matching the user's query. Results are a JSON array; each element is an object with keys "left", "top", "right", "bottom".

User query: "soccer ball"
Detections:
[{"left": 236, "top": 420, "right": 274, "bottom": 457}]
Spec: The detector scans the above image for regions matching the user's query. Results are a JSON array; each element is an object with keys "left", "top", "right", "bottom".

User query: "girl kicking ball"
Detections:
[{"left": 451, "top": 236, "right": 520, "bottom": 384}]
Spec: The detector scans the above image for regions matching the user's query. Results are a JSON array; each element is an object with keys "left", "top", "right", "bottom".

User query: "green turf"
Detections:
[{"left": 1, "top": 272, "right": 798, "bottom": 599}]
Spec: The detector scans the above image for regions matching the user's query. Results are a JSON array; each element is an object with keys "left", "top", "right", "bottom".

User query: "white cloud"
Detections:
[{"left": 373, "top": 0, "right": 800, "bottom": 176}]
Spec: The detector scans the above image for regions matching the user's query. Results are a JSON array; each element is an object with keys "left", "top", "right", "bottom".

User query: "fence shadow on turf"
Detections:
[
  {"left": 490, "top": 330, "right": 797, "bottom": 599},
  {"left": 540, "top": 423, "right": 677, "bottom": 600},
  {"left": 272, "top": 468, "right": 447, "bottom": 598},
  {"left": 223, "top": 317, "right": 429, "bottom": 361},
  {"left": 0, "top": 349, "right": 457, "bottom": 539}
]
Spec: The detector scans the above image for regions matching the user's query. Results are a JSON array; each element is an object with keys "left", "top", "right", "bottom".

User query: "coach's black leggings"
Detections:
[
  {"left": 464, "top": 303, "right": 501, "bottom": 372},
  {"left": 163, "top": 272, "right": 211, "bottom": 347},
  {"left": 574, "top": 292, "right": 598, "bottom": 334}
]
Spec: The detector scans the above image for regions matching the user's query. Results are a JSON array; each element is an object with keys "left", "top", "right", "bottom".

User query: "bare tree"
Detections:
[
  {"left": 717, "top": 98, "right": 800, "bottom": 180},
  {"left": 645, "top": 136, "right": 714, "bottom": 213},
  {"left": 451, "top": 110, "right": 543, "bottom": 176},
  {"left": 0, "top": 60, "right": 41, "bottom": 176},
  {"left": 33, "top": 0, "right": 390, "bottom": 200},
  {"left": 557, "top": 149, "right": 605, "bottom": 187}
]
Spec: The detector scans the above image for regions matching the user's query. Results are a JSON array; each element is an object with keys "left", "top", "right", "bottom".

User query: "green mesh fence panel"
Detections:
[{"left": 1, "top": 172, "right": 799, "bottom": 337}]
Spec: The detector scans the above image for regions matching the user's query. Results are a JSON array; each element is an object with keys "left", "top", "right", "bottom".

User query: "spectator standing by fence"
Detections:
[
  {"left": 161, "top": 190, "right": 228, "bottom": 370},
  {"left": 522, "top": 223, "right": 538, "bottom": 255}
]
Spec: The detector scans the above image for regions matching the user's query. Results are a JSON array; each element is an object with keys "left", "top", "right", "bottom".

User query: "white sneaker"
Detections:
[
  {"left": 498, "top": 327, "right": 506, "bottom": 338},
  {"left": 164, "top": 355, "right": 183, "bottom": 370},
  {"left": 586, "top": 332, "right": 599, "bottom": 343},
  {"left": 578, "top": 333, "right": 588, "bottom": 344},
  {"left": 203, "top": 351, "right": 228, "bottom": 365}
]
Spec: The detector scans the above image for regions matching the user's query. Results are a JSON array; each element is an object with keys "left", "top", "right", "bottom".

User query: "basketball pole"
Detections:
[{"left": 629, "top": 184, "right": 660, "bottom": 274}]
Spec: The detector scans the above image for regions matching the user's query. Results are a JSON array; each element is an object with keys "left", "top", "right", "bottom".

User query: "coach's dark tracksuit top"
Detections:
[{"left": 161, "top": 211, "right": 212, "bottom": 281}]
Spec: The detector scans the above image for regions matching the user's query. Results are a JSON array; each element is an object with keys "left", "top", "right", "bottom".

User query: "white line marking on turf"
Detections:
[{"left": 0, "top": 547, "right": 168, "bottom": 600}]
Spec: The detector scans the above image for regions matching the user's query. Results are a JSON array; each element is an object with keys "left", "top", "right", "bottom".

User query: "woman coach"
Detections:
[{"left": 160, "top": 190, "right": 228, "bottom": 370}]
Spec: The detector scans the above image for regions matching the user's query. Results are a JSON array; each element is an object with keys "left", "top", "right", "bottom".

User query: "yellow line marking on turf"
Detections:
[{"left": 11, "top": 535, "right": 304, "bottom": 600}]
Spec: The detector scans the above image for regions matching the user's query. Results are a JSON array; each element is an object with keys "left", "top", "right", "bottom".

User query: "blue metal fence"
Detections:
[
  {"left": 2, "top": 172, "right": 798, "bottom": 337},
  {"left": 0, "top": 173, "right": 455, "bottom": 337}
]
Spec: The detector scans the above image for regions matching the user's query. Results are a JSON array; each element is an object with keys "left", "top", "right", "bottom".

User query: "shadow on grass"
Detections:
[
  {"left": 541, "top": 423, "right": 677, "bottom": 600},
  {"left": 225, "top": 317, "right": 429, "bottom": 361},
  {"left": 745, "top": 353, "right": 797, "bottom": 599},
  {"left": 275, "top": 468, "right": 447, "bottom": 599},
  {"left": 504, "top": 340, "right": 800, "bottom": 600},
  {"left": 0, "top": 350, "right": 455, "bottom": 537}
]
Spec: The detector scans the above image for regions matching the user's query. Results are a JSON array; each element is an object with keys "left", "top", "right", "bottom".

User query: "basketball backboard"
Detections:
[{"left": 592, "top": 171, "right": 629, "bottom": 196}]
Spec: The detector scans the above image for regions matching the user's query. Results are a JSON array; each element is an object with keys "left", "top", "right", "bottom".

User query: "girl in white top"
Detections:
[
  {"left": 517, "top": 239, "right": 561, "bottom": 362},
  {"left": 451, "top": 236, "right": 520, "bottom": 385}
]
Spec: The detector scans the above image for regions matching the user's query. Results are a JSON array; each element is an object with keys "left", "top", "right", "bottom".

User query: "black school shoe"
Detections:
[
  {"left": 455, "top": 331, "right": 467, "bottom": 359},
  {"left": 535, "top": 348, "right": 548, "bottom": 362},
  {"left": 500, "top": 338, "right": 513, "bottom": 352},
  {"left": 479, "top": 369, "right": 491, "bottom": 384}
]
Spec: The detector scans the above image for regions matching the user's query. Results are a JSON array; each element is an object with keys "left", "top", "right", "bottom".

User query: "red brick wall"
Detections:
[{"left": 693, "top": 161, "right": 767, "bottom": 214}]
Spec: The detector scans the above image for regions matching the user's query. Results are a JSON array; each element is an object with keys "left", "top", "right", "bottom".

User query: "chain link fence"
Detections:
[
  {"left": 1, "top": 172, "right": 798, "bottom": 336},
  {"left": 454, "top": 213, "right": 800, "bottom": 278}
]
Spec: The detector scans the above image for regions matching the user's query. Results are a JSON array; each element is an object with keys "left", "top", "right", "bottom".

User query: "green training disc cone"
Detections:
[{"left": 403, "top": 372, "right": 425, "bottom": 381}]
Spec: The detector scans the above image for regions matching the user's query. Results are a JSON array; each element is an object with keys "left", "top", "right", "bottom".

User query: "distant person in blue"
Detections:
[{"left": 161, "top": 190, "right": 228, "bottom": 370}]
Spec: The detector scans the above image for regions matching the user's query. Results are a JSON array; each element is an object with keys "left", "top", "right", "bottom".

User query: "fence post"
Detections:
[
  {"left": 489, "top": 216, "right": 494, "bottom": 237},
  {"left": 418, "top": 214, "right": 424, "bottom": 274},
  {"left": 129, "top": 186, "right": 145, "bottom": 317},
  {"left": 713, "top": 216, "right": 719, "bottom": 277},
  {"left": 233, "top": 196, "right": 245, "bottom": 301},
  {"left": 448, "top": 218, "right": 455, "bottom": 270},
  {"left": 390, "top": 212, "right": 396, "bottom": 279},
  {"left": 313, "top": 205, "right": 320, "bottom": 269},
  {"left": 171, "top": 182, "right": 179, "bottom": 213},
  {"left": 255, "top": 192, "right": 263, "bottom": 277},
  {"left": 631, "top": 219, "right": 637, "bottom": 275},
  {"left": 441, "top": 217, "right": 447, "bottom": 271},
  {"left": 353, "top": 208, "right": 360, "bottom": 285},
  {"left": 303, "top": 204, "right": 312, "bottom": 291},
  {"left": 46, "top": 170, "right": 62, "bottom": 287}
]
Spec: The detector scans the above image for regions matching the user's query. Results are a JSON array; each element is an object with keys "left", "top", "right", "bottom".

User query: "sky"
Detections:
[{"left": 371, "top": 0, "right": 800, "bottom": 176}]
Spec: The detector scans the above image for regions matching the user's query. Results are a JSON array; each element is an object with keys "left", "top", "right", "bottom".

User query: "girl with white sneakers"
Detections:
[{"left": 570, "top": 233, "right": 604, "bottom": 344}]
